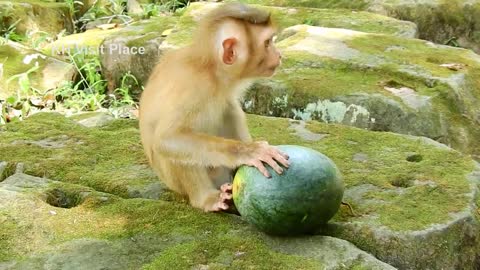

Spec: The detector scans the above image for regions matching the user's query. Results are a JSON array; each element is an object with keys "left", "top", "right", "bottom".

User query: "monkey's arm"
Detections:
[
  {"left": 221, "top": 102, "right": 252, "bottom": 142},
  {"left": 155, "top": 130, "right": 255, "bottom": 168}
]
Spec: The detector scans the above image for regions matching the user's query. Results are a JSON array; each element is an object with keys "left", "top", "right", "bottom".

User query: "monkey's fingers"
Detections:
[
  {"left": 252, "top": 160, "right": 271, "bottom": 178},
  {"left": 212, "top": 201, "right": 229, "bottom": 211},
  {"left": 264, "top": 157, "right": 284, "bottom": 175},
  {"left": 272, "top": 151, "right": 290, "bottom": 168},
  {"left": 220, "top": 192, "right": 233, "bottom": 200},
  {"left": 280, "top": 151, "right": 290, "bottom": 160},
  {"left": 220, "top": 183, "right": 233, "bottom": 193}
]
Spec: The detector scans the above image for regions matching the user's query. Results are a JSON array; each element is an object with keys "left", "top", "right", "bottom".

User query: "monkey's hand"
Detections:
[{"left": 245, "top": 141, "right": 290, "bottom": 178}]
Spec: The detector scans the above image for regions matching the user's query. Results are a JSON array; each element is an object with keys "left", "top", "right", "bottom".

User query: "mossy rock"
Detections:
[
  {"left": 99, "top": 2, "right": 416, "bottom": 95},
  {"left": 99, "top": 14, "right": 179, "bottom": 94},
  {"left": 0, "top": 174, "right": 395, "bottom": 270},
  {"left": 0, "top": 112, "right": 479, "bottom": 269},
  {"left": 374, "top": 0, "right": 480, "bottom": 54},
  {"left": 234, "top": 0, "right": 372, "bottom": 10},
  {"left": 242, "top": 25, "right": 480, "bottom": 159},
  {"left": 42, "top": 28, "right": 122, "bottom": 58},
  {"left": 237, "top": 0, "right": 480, "bottom": 54},
  {"left": 163, "top": 2, "right": 417, "bottom": 48},
  {"left": 0, "top": 40, "right": 75, "bottom": 100},
  {"left": 0, "top": 0, "right": 73, "bottom": 41}
]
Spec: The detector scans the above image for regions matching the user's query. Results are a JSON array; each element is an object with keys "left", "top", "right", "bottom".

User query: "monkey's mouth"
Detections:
[{"left": 267, "top": 65, "right": 279, "bottom": 73}]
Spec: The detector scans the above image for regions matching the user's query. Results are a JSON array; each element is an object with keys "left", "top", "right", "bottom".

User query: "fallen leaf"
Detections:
[
  {"left": 161, "top": 28, "right": 174, "bottom": 37},
  {"left": 439, "top": 63, "right": 466, "bottom": 71},
  {"left": 96, "top": 23, "right": 119, "bottom": 30}
]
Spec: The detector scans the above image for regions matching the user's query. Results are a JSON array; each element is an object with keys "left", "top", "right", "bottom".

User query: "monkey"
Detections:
[{"left": 139, "top": 3, "right": 289, "bottom": 212}]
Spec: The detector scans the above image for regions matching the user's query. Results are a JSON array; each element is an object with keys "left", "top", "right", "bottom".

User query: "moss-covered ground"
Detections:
[
  {"left": 0, "top": 113, "right": 475, "bottom": 229},
  {"left": 0, "top": 112, "right": 477, "bottom": 268}
]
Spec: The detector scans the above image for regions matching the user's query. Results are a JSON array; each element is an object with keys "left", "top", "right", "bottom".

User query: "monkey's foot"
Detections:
[
  {"left": 206, "top": 183, "right": 233, "bottom": 212},
  {"left": 209, "top": 191, "right": 232, "bottom": 212},
  {"left": 220, "top": 183, "right": 233, "bottom": 193}
]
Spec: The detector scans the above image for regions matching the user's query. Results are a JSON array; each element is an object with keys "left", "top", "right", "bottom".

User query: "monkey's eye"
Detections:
[{"left": 265, "top": 38, "right": 272, "bottom": 48}]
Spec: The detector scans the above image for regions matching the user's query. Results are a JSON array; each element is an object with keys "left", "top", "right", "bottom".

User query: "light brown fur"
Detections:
[{"left": 139, "top": 3, "right": 289, "bottom": 212}]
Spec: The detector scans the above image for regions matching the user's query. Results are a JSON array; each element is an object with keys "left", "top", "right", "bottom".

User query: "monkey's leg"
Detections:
[
  {"left": 185, "top": 166, "right": 233, "bottom": 212},
  {"left": 208, "top": 166, "right": 234, "bottom": 188}
]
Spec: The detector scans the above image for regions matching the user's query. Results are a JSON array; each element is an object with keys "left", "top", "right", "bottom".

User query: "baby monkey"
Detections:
[{"left": 139, "top": 3, "right": 289, "bottom": 212}]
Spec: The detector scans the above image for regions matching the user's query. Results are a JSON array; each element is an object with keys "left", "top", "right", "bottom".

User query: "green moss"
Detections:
[
  {"left": 1, "top": 186, "right": 323, "bottom": 268},
  {"left": 346, "top": 34, "right": 480, "bottom": 155},
  {"left": 269, "top": 5, "right": 413, "bottom": 35},
  {"left": 276, "top": 55, "right": 387, "bottom": 99},
  {"left": 124, "top": 15, "right": 179, "bottom": 48},
  {"left": 0, "top": 45, "right": 43, "bottom": 77},
  {"left": 0, "top": 210, "right": 18, "bottom": 260},
  {"left": 246, "top": 115, "right": 475, "bottom": 231},
  {"left": 234, "top": 0, "right": 369, "bottom": 10},
  {"left": 165, "top": 2, "right": 415, "bottom": 47},
  {"left": 42, "top": 28, "right": 121, "bottom": 56},
  {"left": 346, "top": 34, "right": 473, "bottom": 78},
  {"left": 260, "top": 27, "right": 480, "bottom": 156},
  {"left": 0, "top": 112, "right": 477, "bottom": 266},
  {"left": 0, "top": 43, "right": 51, "bottom": 98},
  {"left": 388, "top": 0, "right": 480, "bottom": 46},
  {"left": 0, "top": 0, "right": 73, "bottom": 37},
  {"left": 143, "top": 233, "right": 324, "bottom": 269},
  {"left": 0, "top": 113, "right": 150, "bottom": 198},
  {"left": 163, "top": 6, "right": 197, "bottom": 47}
]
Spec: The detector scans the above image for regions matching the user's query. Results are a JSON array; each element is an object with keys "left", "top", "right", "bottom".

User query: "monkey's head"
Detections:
[{"left": 195, "top": 3, "right": 282, "bottom": 80}]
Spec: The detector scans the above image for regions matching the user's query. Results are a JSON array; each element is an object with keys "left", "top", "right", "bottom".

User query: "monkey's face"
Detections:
[
  {"left": 258, "top": 35, "right": 282, "bottom": 77},
  {"left": 245, "top": 26, "right": 282, "bottom": 78},
  {"left": 217, "top": 20, "right": 281, "bottom": 79}
]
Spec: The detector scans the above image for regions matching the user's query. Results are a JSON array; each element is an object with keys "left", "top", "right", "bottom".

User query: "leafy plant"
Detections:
[
  {"left": 0, "top": 5, "right": 24, "bottom": 42},
  {"left": 56, "top": 80, "right": 106, "bottom": 111},
  {"left": 2, "top": 64, "right": 40, "bottom": 122},
  {"left": 159, "top": 0, "right": 190, "bottom": 12},
  {"left": 27, "top": 30, "right": 51, "bottom": 49},
  {"left": 111, "top": 72, "right": 139, "bottom": 107},
  {"left": 71, "top": 52, "right": 107, "bottom": 95},
  {"left": 142, "top": 3, "right": 161, "bottom": 18},
  {"left": 65, "top": 0, "right": 84, "bottom": 17},
  {"left": 444, "top": 36, "right": 460, "bottom": 47},
  {"left": 1, "top": 19, "right": 24, "bottom": 42},
  {"left": 76, "top": 0, "right": 132, "bottom": 32},
  {"left": 54, "top": 52, "right": 108, "bottom": 111}
]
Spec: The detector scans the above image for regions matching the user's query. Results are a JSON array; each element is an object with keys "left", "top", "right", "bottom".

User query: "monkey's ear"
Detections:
[{"left": 222, "top": 38, "right": 237, "bottom": 65}]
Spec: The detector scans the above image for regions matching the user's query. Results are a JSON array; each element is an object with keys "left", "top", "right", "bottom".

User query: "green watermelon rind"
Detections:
[{"left": 232, "top": 145, "right": 344, "bottom": 235}]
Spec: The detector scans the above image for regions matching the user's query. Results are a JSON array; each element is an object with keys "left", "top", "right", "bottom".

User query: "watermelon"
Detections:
[{"left": 232, "top": 145, "right": 344, "bottom": 235}]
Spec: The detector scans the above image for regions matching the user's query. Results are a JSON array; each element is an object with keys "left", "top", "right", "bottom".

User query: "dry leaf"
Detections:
[
  {"left": 96, "top": 23, "right": 119, "bottom": 30},
  {"left": 439, "top": 63, "right": 466, "bottom": 71},
  {"left": 161, "top": 28, "right": 174, "bottom": 37}
]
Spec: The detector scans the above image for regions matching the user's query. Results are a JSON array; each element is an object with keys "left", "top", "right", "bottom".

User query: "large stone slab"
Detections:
[
  {"left": 0, "top": 112, "right": 478, "bottom": 269},
  {"left": 0, "top": 172, "right": 395, "bottom": 269},
  {"left": 244, "top": 25, "right": 480, "bottom": 159},
  {"left": 98, "top": 2, "right": 417, "bottom": 95},
  {"left": 0, "top": 0, "right": 73, "bottom": 41},
  {"left": 238, "top": 0, "right": 480, "bottom": 54},
  {"left": 0, "top": 41, "right": 75, "bottom": 100},
  {"left": 163, "top": 2, "right": 417, "bottom": 48},
  {"left": 99, "top": 15, "right": 179, "bottom": 94},
  {"left": 96, "top": 2, "right": 480, "bottom": 159}
]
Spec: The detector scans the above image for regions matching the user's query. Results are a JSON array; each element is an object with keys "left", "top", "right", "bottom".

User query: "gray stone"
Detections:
[
  {"left": 74, "top": 112, "right": 115, "bottom": 128},
  {"left": 4, "top": 235, "right": 182, "bottom": 270},
  {"left": 265, "top": 235, "right": 397, "bottom": 270},
  {"left": 288, "top": 120, "right": 327, "bottom": 141},
  {"left": 0, "top": 41, "right": 76, "bottom": 99},
  {"left": 353, "top": 153, "right": 369, "bottom": 162},
  {"left": 320, "top": 163, "right": 480, "bottom": 270}
]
